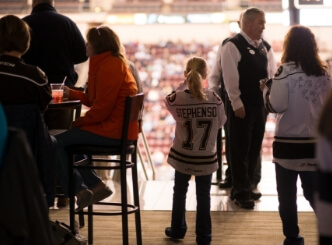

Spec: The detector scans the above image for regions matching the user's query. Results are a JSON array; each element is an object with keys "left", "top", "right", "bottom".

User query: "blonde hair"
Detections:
[
  {"left": 86, "top": 25, "right": 127, "bottom": 65},
  {"left": 184, "top": 56, "right": 207, "bottom": 101}
]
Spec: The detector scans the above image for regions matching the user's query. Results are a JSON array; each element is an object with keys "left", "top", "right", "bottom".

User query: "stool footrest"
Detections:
[
  {"left": 67, "top": 144, "right": 135, "bottom": 155},
  {"left": 75, "top": 204, "right": 139, "bottom": 216},
  {"left": 73, "top": 162, "right": 134, "bottom": 169}
]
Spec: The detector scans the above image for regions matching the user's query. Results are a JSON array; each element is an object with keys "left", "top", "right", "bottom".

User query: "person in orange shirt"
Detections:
[{"left": 55, "top": 26, "right": 138, "bottom": 211}]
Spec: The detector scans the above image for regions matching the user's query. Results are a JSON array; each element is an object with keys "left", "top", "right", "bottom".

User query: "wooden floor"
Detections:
[
  {"left": 49, "top": 209, "right": 317, "bottom": 245},
  {"left": 49, "top": 160, "right": 317, "bottom": 244},
  {"left": 50, "top": 159, "right": 313, "bottom": 212},
  {"left": 137, "top": 161, "right": 313, "bottom": 212}
]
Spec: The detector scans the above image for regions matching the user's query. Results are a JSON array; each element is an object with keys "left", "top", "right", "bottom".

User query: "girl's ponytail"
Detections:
[{"left": 185, "top": 57, "right": 208, "bottom": 101}]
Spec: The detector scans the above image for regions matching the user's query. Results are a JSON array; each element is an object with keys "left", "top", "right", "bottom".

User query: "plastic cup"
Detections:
[{"left": 50, "top": 84, "right": 64, "bottom": 103}]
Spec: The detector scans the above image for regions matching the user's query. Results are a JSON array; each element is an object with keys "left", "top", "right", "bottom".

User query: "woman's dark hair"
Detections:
[
  {"left": 86, "top": 26, "right": 127, "bottom": 65},
  {"left": 0, "top": 15, "right": 30, "bottom": 54},
  {"left": 281, "top": 25, "right": 327, "bottom": 76}
]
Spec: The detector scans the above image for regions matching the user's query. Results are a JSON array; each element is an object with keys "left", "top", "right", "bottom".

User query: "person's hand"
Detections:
[
  {"left": 234, "top": 107, "right": 245, "bottom": 118},
  {"left": 63, "top": 86, "right": 70, "bottom": 99}
]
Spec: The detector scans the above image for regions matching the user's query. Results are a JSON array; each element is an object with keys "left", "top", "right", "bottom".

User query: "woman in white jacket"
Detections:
[{"left": 261, "top": 25, "right": 331, "bottom": 245}]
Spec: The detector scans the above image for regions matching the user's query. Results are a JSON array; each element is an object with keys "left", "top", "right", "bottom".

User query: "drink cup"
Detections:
[{"left": 50, "top": 84, "right": 64, "bottom": 103}]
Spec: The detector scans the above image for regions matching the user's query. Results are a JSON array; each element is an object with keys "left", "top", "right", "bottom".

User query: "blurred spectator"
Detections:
[
  {"left": 0, "top": 104, "right": 7, "bottom": 169},
  {"left": 316, "top": 91, "right": 332, "bottom": 245},
  {"left": 22, "top": 0, "right": 88, "bottom": 87},
  {"left": 123, "top": 37, "right": 278, "bottom": 179},
  {"left": 123, "top": 40, "right": 216, "bottom": 170}
]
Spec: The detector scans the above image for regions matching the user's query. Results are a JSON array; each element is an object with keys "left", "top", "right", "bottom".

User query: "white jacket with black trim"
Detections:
[
  {"left": 263, "top": 61, "right": 331, "bottom": 171},
  {"left": 165, "top": 83, "right": 227, "bottom": 176}
]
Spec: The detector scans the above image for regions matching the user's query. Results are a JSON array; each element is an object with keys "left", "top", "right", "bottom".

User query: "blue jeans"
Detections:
[
  {"left": 171, "top": 170, "right": 212, "bottom": 244},
  {"left": 275, "top": 164, "right": 315, "bottom": 239},
  {"left": 55, "top": 127, "right": 121, "bottom": 196}
]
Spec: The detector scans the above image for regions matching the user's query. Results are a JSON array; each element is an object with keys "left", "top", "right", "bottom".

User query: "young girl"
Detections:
[{"left": 164, "top": 56, "right": 226, "bottom": 245}]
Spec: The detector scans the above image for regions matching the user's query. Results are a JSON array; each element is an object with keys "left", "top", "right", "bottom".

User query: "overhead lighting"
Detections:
[
  {"left": 134, "top": 14, "right": 147, "bottom": 25},
  {"left": 300, "top": 9, "right": 332, "bottom": 25},
  {"left": 157, "top": 15, "right": 185, "bottom": 24},
  {"left": 282, "top": 0, "right": 289, "bottom": 9},
  {"left": 94, "top": 7, "right": 102, "bottom": 13}
]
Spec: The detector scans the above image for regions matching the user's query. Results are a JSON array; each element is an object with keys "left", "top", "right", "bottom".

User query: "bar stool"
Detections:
[{"left": 66, "top": 93, "right": 144, "bottom": 245}]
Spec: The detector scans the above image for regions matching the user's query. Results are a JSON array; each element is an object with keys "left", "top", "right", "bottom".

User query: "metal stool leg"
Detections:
[
  {"left": 120, "top": 155, "right": 129, "bottom": 245},
  {"left": 68, "top": 152, "right": 76, "bottom": 231},
  {"left": 216, "top": 128, "right": 222, "bottom": 181},
  {"left": 132, "top": 150, "right": 142, "bottom": 245},
  {"left": 88, "top": 205, "right": 93, "bottom": 245}
]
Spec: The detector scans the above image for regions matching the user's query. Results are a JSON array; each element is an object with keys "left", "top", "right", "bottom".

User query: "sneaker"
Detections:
[
  {"left": 91, "top": 186, "right": 113, "bottom": 204},
  {"left": 197, "top": 241, "right": 211, "bottom": 245},
  {"left": 234, "top": 198, "right": 255, "bottom": 209},
  {"left": 218, "top": 180, "right": 232, "bottom": 189},
  {"left": 283, "top": 236, "right": 304, "bottom": 245},
  {"left": 196, "top": 235, "right": 212, "bottom": 245},
  {"left": 76, "top": 189, "right": 93, "bottom": 211},
  {"left": 165, "top": 227, "right": 185, "bottom": 239},
  {"left": 251, "top": 192, "right": 262, "bottom": 201},
  {"left": 75, "top": 233, "right": 88, "bottom": 245}
]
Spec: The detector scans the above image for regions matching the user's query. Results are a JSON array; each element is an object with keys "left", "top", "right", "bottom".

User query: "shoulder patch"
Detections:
[
  {"left": 167, "top": 92, "right": 176, "bottom": 102},
  {"left": 274, "top": 66, "right": 283, "bottom": 78}
]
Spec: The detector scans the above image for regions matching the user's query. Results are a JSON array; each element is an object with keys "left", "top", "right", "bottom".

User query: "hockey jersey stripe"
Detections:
[
  {"left": 273, "top": 138, "right": 315, "bottom": 159},
  {"left": 169, "top": 148, "right": 217, "bottom": 165}
]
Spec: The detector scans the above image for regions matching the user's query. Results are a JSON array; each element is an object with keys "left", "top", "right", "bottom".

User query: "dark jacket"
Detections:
[
  {"left": 22, "top": 3, "right": 88, "bottom": 87},
  {"left": 0, "top": 127, "right": 55, "bottom": 245},
  {"left": 0, "top": 55, "right": 52, "bottom": 112},
  {"left": 3, "top": 104, "right": 56, "bottom": 207}
]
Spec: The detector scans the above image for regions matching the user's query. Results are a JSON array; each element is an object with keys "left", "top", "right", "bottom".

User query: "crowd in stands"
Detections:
[
  {"left": 123, "top": 40, "right": 277, "bottom": 173},
  {"left": 123, "top": 41, "right": 215, "bottom": 168}
]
